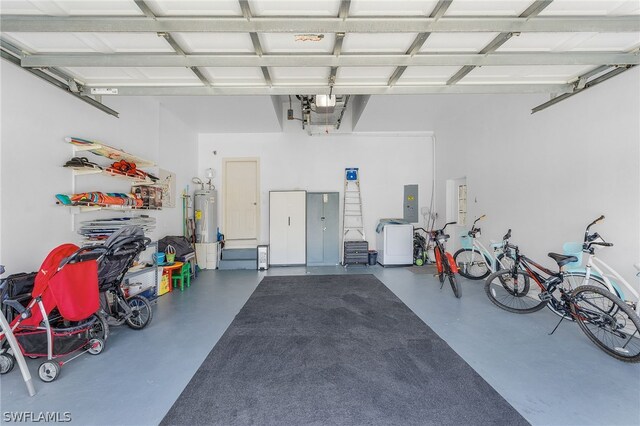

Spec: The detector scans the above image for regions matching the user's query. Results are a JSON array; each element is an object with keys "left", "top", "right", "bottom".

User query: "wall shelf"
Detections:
[
  {"left": 60, "top": 136, "right": 160, "bottom": 227},
  {"left": 66, "top": 136, "right": 155, "bottom": 167},
  {"left": 57, "top": 202, "right": 162, "bottom": 213},
  {"left": 67, "top": 166, "right": 154, "bottom": 184}
]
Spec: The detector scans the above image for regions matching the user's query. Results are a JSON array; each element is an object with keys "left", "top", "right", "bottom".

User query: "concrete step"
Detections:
[
  {"left": 221, "top": 248, "right": 257, "bottom": 260},
  {"left": 218, "top": 259, "right": 257, "bottom": 270}
]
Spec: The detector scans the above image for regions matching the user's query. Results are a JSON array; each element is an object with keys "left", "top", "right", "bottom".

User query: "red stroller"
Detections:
[{"left": 0, "top": 243, "right": 107, "bottom": 382}]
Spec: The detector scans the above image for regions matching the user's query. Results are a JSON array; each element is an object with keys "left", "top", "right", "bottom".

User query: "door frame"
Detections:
[{"left": 222, "top": 157, "right": 260, "bottom": 248}]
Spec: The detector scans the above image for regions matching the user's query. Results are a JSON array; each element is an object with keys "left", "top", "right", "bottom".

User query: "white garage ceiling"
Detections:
[{"left": 0, "top": 0, "right": 638, "bottom": 116}]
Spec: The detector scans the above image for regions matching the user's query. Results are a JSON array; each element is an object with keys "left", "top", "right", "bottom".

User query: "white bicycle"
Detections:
[
  {"left": 453, "top": 215, "right": 515, "bottom": 280},
  {"left": 562, "top": 215, "right": 640, "bottom": 317}
]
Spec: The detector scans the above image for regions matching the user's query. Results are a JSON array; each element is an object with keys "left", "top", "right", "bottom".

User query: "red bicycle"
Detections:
[{"left": 430, "top": 222, "right": 461, "bottom": 298}]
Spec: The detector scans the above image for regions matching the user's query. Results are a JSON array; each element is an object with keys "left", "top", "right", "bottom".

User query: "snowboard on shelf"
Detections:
[{"left": 65, "top": 136, "right": 155, "bottom": 167}]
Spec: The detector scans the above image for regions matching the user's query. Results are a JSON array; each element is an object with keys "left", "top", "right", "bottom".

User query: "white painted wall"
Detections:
[
  {"left": 0, "top": 62, "right": 193, "bottom": 273},
  {"left": 198, "top": 113, "right": 434, "bottom": 250},
  {"left": 357, "top": 68, "right": 640, "bottom": 281},
  {"left": 156, "top": 103, "right": 198, "bottom": 238}
]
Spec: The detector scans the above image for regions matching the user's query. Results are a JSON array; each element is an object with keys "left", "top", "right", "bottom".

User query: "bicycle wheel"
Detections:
[
  {"left": 434, "top": 247, "right": 445, "bottom": 284},
  {"left": 448, "top": 273, "right": 461, "bottom": 298},
  {"left": 563, "top": 272, "right": 621, "bottom": 297},
  {"left": 571, "top": 285, "right": 640, "bottom": 362},
  {"left": 125, "top": 296, "right": 153, "bottom": 330},
  {"left": 547, "top": 273, "right": 613, "bottom": 320},
  {"left": 496, "top": 253, "right": 516, "bottom": 271},
  {"left": 453, "top": 248, "right": 491, "bottom": 280},
  {"left": 485, "top": 269, "right": 546, "bottom": 313}
]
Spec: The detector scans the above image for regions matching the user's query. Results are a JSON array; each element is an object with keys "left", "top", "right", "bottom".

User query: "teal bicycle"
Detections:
[{"left": 453, "top": 215, "right": 515, "bottom": 280}]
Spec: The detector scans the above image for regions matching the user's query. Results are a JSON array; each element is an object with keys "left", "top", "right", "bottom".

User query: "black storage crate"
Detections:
[{"left": 344, "top": 241, "right": 369, "bottom": 265}]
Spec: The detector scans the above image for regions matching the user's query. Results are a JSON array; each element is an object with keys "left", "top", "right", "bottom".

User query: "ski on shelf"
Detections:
[{"left": 65, "top": 136, "right": 155, "bottom": 167}]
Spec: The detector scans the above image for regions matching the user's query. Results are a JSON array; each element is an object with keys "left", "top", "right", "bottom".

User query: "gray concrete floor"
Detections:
[{"left": 2, "top": 266, "right": 639, "bottom": 425}]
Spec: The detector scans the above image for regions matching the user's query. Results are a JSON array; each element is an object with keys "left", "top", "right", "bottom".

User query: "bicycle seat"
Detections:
[{"left": 548, "top": 252, "right": 578, "bottom": 267}]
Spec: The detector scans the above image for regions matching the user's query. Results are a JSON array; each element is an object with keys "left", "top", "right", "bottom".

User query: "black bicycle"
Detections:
[
  {"left": 429, "top": 222, "right": 461, "bottom": 298},
  {"left": 485, "top": 243, "right": 640, "bottom": 362}
]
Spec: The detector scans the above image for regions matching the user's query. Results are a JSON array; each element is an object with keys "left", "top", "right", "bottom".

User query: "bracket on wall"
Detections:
[{"left": 531, "top": 64, "right": 637, "bottom": 114}]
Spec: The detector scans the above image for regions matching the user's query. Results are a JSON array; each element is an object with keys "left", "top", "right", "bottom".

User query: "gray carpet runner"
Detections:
[{"left": 161, "top": 274, "right": 528, "bottom": 426}]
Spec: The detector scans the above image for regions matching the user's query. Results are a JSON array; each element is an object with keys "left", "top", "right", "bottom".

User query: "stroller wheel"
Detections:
[
  {"left": 125, "top": 296, "right": 153, "bottom": 330},
  {"left": 38, "top": 361, "right": 60, "bottom": 382},
  {"left": 87, "top": 338, "right": 104, "bottom": 355},
  {"left": 0, "top": 353, "right": 15, "bottom": 374},
  {"left": 89, "top": 314, "right": 109, "bottom": 342}
]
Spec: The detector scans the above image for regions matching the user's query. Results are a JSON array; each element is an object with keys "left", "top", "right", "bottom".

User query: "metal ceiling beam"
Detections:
[
  {"left": 387, "top": 66, "right": 407, "bottom": 87},
  {"left": 329, "top": 66, "right": 338, "bottom": 85},
  {"left": 238, "top": 1, "right": 272, "bottom": 88},
  {"left": 331, "top": 1, "right": 350, "bottom": 89},
  {"left": 21, "top": 52, "right": 640, "bottom": 68},
  {"left": 406, "top": 32, "right": 432, "bottom": 56},
  {"left": 190, "top": 66, "right": 212, "bottom": 86},
  {"left": 159, "top": 33, "right": 186, "bottom": 56},
  {"left": 333, "top": 32, "right": 345, "bottom": 56},
  {"left": 238, "top": 0, "right": 252, "bottom": 20},
  {"left": 134, "top": 0, "right": 212, "bottom": 86},
  {"left": 81, "top": 83, "right": 572, "bottom": 96},
  {"left": 520, "top": 0, "right": 554, "bottom": 18},
  {"left": 249, "top": 33, "right": 263, "bottom": 56},
  {"left": 389, "top": 0, "right": 452, "bottom": 86},
  {"left": 2, "top": 16, "right": 638, "bottom": 33},
  {"left": 531, "top": 65, "right": 636, "bottom": 113},
  {"left": 261, "top": 67, "right": 273, "bottom": 87},
  {"left": 133, "top": 0, "right": 156, "bottom": 18},
  {"left": 338, "top": 0, "right": 351, "bottom": 19},
  {"left": 447, "top": 0, "right": 553, "bottom": 85}
]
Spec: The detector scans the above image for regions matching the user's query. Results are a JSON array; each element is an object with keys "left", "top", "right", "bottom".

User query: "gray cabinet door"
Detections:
[{"left": 307, "top": 192, "right": 339, "bottom": 266}]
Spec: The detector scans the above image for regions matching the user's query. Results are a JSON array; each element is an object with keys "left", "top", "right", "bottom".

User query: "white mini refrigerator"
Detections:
[{"left": 376, "top": 224, "right": 414, "bottom": 266}]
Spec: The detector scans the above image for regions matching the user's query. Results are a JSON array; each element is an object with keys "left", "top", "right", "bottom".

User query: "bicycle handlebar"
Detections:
[
  {"left": 473, "top": 215, "right": 486, "bottom": 225},
  {"left": 589, "top": 241, "right": 613, "bottom": 248},
  {"left": 586, "top": 215, "right": 605, "bottom": 232},
  {"left": 442, "top": 221, "right": 456, "bottom": 232}
]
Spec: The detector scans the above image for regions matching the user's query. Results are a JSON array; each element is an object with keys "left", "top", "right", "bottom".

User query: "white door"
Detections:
[{"left": 223, "top": 158, "right": 259, "bottom": 248}]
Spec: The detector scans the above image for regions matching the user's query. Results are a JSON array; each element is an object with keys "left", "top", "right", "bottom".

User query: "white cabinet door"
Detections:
[
  {"left": 286, "top": 191, "right": 306, "bottom": 264},
  {"left": 269, "top": 191, "right": 306, "bottom": 265},
  {"left": 269, "top": 192, "right": 289, "bottom": 265}
]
